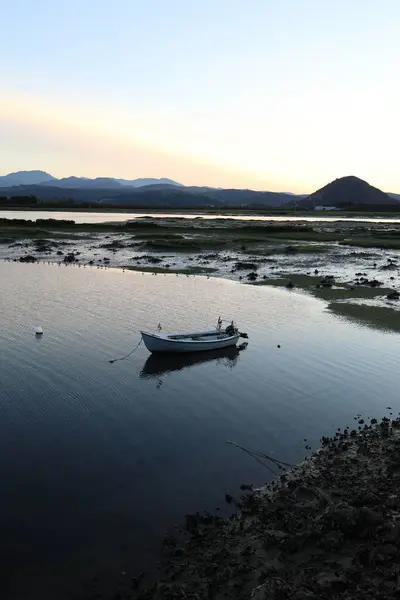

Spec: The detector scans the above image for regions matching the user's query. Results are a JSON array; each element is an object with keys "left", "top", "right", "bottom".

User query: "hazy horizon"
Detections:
[{"left": 1, "top": 0, "right": 400, "bottom": 193}]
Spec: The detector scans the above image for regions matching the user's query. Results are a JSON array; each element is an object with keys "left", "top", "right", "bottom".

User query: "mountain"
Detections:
[
  {"left": 116, "top": 177, "right": 182, "bottom": 187},
  {"left": 41, "top": 176, "right": 183, "bottom": 189},
  {"left": 0, "top": 183, "right": 298, "bottom": 208},
  {"left": 0, "top": 171, "right": 183, "bottom": 189},
  {"left": 40, "top": 176, "right": 125, "bottom": 189},
  {"left": 300, "top": 176, "right": 397, "bottom": 208},
  {"left": 0, "top": 170, "right": 56, "bottom": 187},
  {"left": 1, "top": 171, "right": 399, "bottom": 209}
]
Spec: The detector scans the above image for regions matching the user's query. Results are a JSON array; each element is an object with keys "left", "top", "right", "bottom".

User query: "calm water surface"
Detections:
[
  {"left": 0, "top": 262, "right": 399, "bottom": 598},
  {"left": 2, "top": 209, "right": 400, "bottom": 224}
]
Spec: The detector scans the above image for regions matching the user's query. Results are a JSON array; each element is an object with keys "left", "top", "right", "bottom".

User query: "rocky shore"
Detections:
[{"left": 120, "top": 417, "right": 400, "bottom": 600}]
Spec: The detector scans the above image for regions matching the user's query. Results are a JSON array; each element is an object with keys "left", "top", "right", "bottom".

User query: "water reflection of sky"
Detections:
[
  {"left": 0, "top": 262, "right": 399, "bottom": 599},
  {"left": 3, "top": 209, "right": 400, "bottom": 224}
]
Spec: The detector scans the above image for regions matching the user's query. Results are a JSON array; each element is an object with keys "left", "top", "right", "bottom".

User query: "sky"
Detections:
[{"left": 1, "top": 0, "right": 400, "bottom": 193}]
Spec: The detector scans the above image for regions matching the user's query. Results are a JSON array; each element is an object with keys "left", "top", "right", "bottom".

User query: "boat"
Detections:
[{"left": 140, "top": 319, "right": 247, "bottom": 354}]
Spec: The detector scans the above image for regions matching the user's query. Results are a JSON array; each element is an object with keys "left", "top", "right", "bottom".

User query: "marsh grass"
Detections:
[
  {"left": 253, "top": 274, "right": 395, "bottom": 302},
  {"left": 123, "top": 265, "right": 218, "bottom": 274},
  {"left": 328, "top": 302, "right": 400, "bottom": 332}
]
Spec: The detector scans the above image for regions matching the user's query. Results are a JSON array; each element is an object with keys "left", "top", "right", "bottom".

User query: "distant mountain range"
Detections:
[
  {"left": 0, "top": 170, "right": 399, "bottom": 209},
  {"left": 0, "top": 170, "right": 57, "bottom": 187},
  {"left": 0, "top": 170, "right": 182, "bottom": 189}
]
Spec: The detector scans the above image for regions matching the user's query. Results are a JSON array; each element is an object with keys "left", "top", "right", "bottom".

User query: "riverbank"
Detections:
[{"left": 118, "top": 415, "right": 400, "bottom": 600}]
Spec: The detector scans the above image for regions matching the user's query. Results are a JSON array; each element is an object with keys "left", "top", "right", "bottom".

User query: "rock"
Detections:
[
  {"left": 295, "top": 486, "right": 317, "bottom": 503},
  {"left": 386, "top": 494, "right": 398, "bottom": 509},
  {"left": 357, "top": 547, "right": 376, "bottom": 566},
  {"left": 318, "top": 530, "right": 344, "bottom": 550},
  {"left": 19, "top": 255, "right": 37, "bottom": 263},
  {"left": 235, "top": 261, "right": 258, "bottom": 270},
  {"left": 100, "top": 240, "right": 126, "bottom": 250},
  {"left": 56, "top": 250, "right": 64, "bottom": 255},
  {"left": 63, "top": 253, "right": 76, "bottom": 263},
  {"left": 316, "top": 571, "right": 346, "bottom": 590},
  {"left": 264, "top": 529, "right": 287, "bottom": 543},
  {"left": 358, "top": 506, "right": 382, "bottom": 526},
  {"left": 380, "top": 544, "right": 397, "bottom": 556},
  {"left": 328, "top": 504, "right": 358, "bottom": 531},
  {"left": 387, "top": 291, "right": 400, "bottom": 300},
  {"left": 286, "top": 281, "right": 295, "bottom": 289},
  {"left": 292, "top": 590, "right": 318, "bottom": 600},
  {"left": 247, "top": 272, "right": 258, "bottom": 281},
  {"left": 263, "top": 558, "right": 284, "bottom": 575},
  {"left": 250, "top": 583, "right": 269, "bottom": 600}
]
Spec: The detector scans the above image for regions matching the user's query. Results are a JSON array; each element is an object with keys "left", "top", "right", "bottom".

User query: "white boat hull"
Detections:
[{"left": 141, "top": 329, "right": 240, "bottom": 353}]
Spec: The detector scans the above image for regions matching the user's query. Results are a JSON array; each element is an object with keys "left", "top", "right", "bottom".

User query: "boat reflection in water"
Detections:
[{"left": 140, "top": 342, "right": 248, "bottom": 383}]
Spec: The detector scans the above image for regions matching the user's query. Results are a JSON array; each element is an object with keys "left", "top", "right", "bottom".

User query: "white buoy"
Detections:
[{"left": 35, "top": 326, "right": 43, "bottom": 335}]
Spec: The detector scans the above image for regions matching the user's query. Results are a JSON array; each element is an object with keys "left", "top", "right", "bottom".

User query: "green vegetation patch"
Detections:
[
  {"left": 340, "top": 238, "right": 400, "bottom": 250},
  {"left": 328, "top": 302, "right": 400, "bottom": 333},
  {"left": 0, "top": 226, "right": 94, "bottom": 240},
  {"left": 123, "top": 265, "right": 218, "bottom": 275},
  {"left": 314, "top": 286, "right": 392, "bottom": 301},
  {"left": 131, "top": 232, "right": 185, "bottom": 240},
  {"left": 253, "top": 274, "right": 322, "bottom": 288},
  {"left": 252, "top": 274, "right": 394, "bottom": 303},
  {"left": 140, "top": 238, "right": 227, "bottom": 252}
]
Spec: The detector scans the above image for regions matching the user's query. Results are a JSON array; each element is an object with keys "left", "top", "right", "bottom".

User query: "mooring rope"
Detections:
[
  {"left": 108, "top": 336, "right": 143, "bottom": 364},
  {"left": 226, "top": 440, "right": 295, "bottom": 475}
]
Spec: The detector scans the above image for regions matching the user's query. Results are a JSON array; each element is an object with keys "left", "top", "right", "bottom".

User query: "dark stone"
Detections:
[
  {"left": 246, "top": 272, "right": 258, "bottom": 281},
  {"left": 235, "top": 261, "right": 258, "bottom": 270},
  {"left": 100, "top": 240, "right": 126, "bottom": 250},
  {"left": 380, "top": 544, "right": 397, "bottom": 556},
  {"left": 292, "top": 591, "right": 318, "bottom": 600},
  {"left": 19, "top": 255, "right": 37, "bottom": 262},
  {"left": 387, "top": 291, "right": 400, "bottom": 300}
]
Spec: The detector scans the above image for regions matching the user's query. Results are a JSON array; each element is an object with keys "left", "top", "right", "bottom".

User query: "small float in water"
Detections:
[
  {"left": 141, "top": 318, "right": 248, "bottom": 354},
  {"left": 34, "top": 326, "right": 43, "bottom": 336}
]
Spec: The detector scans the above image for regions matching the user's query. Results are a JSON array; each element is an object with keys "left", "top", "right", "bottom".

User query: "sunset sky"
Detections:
[{"left": 1, "top": 0, "right": 400, "bottom": 193}]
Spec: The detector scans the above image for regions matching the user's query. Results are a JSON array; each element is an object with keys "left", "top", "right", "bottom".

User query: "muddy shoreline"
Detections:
[
  {"left": 112, "top": 416, "right": 400, "bottom": 600},
  {"left": 1, "top": 215, "right": 400, "bottom": 332}
]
